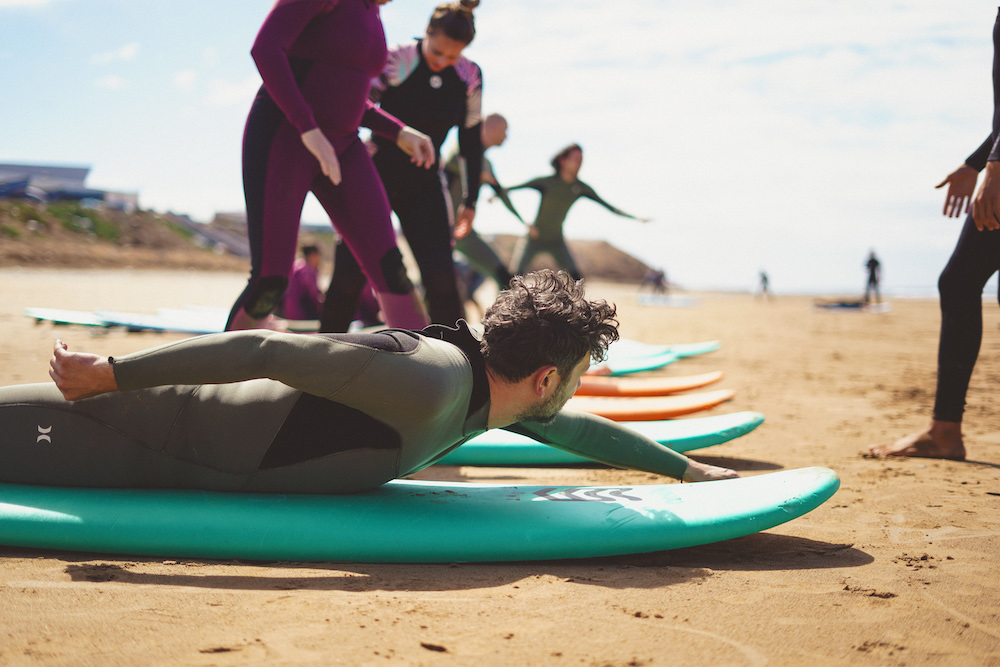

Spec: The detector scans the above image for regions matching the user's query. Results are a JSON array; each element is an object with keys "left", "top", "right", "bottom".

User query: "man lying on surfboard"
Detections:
[{"left": 4, "top": 270, "right": 737, "bottom": 493}]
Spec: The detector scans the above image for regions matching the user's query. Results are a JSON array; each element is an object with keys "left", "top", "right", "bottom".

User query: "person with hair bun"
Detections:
[
  {"left": 508, "top": 144, "right": 652, "bottom": 280},
  {"left": 320, "top": 0, "right": 487, "bottom": 332}
]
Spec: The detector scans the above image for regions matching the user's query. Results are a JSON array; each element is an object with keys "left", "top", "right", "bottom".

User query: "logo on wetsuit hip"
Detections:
[
  {"left": 36, "top": 425, "right": 52, "bottom": 444},
  {"left": 533, "top": 487, "right": 641, "bottom": 502},
  {"left": 429, "top": 75, "right": 443, "bottom": 89}
]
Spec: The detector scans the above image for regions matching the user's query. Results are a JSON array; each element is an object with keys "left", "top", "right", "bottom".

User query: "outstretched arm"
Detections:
[
  {"left": 486, "top": 179, "right": 526, "bottom": 224},
  {"left": 581, "top": 184, "right": 652, "bottom": 222},
  {"left": 508, "top": 410, "right": 737, "bottom": 482},
  {"left": 49, "top": 331, "right": 385, "bottom": 402}
]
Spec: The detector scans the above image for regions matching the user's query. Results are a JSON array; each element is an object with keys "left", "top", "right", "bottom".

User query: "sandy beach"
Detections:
[{"left": 0, "top": 267, "right": 998, "bottom": 666}]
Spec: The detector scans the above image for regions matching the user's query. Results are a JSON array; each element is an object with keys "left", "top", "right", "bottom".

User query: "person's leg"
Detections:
[
  {"left": 320, "top": 240, "right": 367, "bottom": 332},
  {"left": 0, "top": 383, "right": 286, "bottom": 488},
  {"left": 312, "top": 139, "right": 428, "bottom": 331},
  {"left": 547, "top": 239, "right": 583, "bottom": 281},
  {"left": 227, "top": 99, "right": 313, "bottom": 331},
  {"left": 512, "top": 235, "right": 541, "bottom": 276},
  {"left": 396, "top": 181, "right": 464, "bottom": 325},
  {"left": 871, "top": 215, "right": 1000, "bottom": 459},
  {"left": 455, "top": 229, "right": 513, "bottom": 288}
]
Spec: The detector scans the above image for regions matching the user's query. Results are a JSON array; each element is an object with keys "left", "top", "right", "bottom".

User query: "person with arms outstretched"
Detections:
[
  {"left": 2, "top": 271, "right": 736, "bottom": 493},
  {"left": 445, "top": 112, "right": 524, "bottom": 288},
  {"left": 869, "top": 9, "right": 1000, "bottom": 461},
  {"left": 507, "top": 143, "right": 651, "bottom": 280}
]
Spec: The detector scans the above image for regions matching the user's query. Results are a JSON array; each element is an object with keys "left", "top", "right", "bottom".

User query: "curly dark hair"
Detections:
[
  {"left": 427, "top": 0, "right": 479, "bottom": 45},
  {"left": 481, "top": 270, "right": 619, "bottom": 382}
]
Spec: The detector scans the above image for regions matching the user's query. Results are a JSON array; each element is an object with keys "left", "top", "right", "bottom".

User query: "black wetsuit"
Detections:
[
  {"left": 934, "top": 8, "right": 1000, "bottom": 422},
  {"left": 0, "top": 324, "right": 689, "bottom": 493},
  {"left": 320, "top": 39, "right": 484, "bottom": 331}
]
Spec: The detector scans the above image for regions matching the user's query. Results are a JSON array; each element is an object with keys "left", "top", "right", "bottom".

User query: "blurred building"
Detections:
[{"left": 0, "top": 162, "right": 138, "bottom": 212}]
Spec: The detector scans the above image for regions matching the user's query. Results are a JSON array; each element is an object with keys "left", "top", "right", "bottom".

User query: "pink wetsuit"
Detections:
[{"left": 227, "top": 0, "right": 427, "bottom": 330}]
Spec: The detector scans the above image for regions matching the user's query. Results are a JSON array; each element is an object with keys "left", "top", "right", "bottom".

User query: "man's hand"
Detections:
[
  {"left": 454, "top": 204, "right": 476, "bottom": 239},
  {"left": 972, "top": 161, "right": 1000, "bottom": 231},
  {"left": 301, "top": 128, "right": 342, "bottom": 185},
  {"left": 935, "top": 164, "right": 979, "bottom": 218},
  {"left": 681, "top": 459, "right": 739, "bottom": 482},
  {"left": 396, "top": 126, "right": 435, "bottom": 169},
  {"left": 48, "top": 339, "right": 119, "bottom": 401}
]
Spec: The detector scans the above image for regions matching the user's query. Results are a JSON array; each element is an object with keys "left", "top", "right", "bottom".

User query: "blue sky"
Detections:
[{"left": 1, "top": 0, "right": 996, "bottom": 294}]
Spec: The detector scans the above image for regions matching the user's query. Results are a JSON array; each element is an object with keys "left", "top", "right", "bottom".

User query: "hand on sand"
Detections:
[
  {"left": 682, "top": 460, "right": 739, "bottom": 482},
  {"left": 867, "top": 421, "right": 966, "bottom": 461},
  {"left": 49, "top": 339, "right": 118, "bottom": 401}
]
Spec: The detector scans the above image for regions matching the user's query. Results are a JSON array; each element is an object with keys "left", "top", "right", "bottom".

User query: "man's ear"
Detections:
[{"left": 532, "top": 365, "right": 560, "bottom": 398}]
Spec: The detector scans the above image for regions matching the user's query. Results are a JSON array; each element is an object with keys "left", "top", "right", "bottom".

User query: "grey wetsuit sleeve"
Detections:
[
  {"left": 512, "top": 410, "right": 689, "bottom": 480},
  {"left": 112, "top": 330, "right": 381, "bottom": 398}
]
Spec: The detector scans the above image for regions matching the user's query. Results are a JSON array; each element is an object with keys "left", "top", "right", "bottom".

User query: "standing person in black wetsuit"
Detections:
[
  {"left": 320, "top": 0, "right": 485, "bottom": 332},
  {"left": 445, "top": 112, "right": 524, "bottom": 289},
  {"left": 870, "top": 9, "right": 1000, "bottom": 461},
  {"left": 864, "top": 250, "right": 881, "bottom": 303},
  {"left": 507, "top": 144, "right": 651, "bottom": 280}
]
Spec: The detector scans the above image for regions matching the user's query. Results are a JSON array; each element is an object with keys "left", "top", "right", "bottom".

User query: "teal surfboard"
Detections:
[
  {"left": 0, "top": 467, "right": 838, "bottom": 563},
  {"left": 607, "top": 338, "right": 720, "bottom": 362},
  {"left": 594, "top": 350, "right": 678, "bottom": 376},
  {"left": 24, "top": 307, "right": 108, "bottom": 328},
  {"left": 437, "top": 411, "right": 765, "bottom": 466},
  {"left": 94, "top": 309, "right": 224, "bottom": 334}
]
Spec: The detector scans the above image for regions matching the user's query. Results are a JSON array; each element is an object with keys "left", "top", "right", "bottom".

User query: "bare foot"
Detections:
[
  {"left": 868, "top": 420, "right": 966, "bottom": 461},
  {"left": 682, "top": 460, "right": 739, "bottom": 482}
]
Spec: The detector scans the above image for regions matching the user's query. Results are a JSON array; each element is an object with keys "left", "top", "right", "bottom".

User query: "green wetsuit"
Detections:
[
  {"left": 0, "top": 323, "right": 688, "bottom": 493},
  {"left": 444, "top": 149, "right": 522, "bottom": 287},
  {"left": 508, "top": 175, "right": 639, "bottom": 279}
]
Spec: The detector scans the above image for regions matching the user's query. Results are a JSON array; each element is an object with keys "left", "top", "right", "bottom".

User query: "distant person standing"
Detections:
[
  {"left": 445, "top": 112, "right": 524, "bottom": 288},
  {"left": 870, "top": 8, "right": 1000, "bottom": 461},
  {"left": 757, "top": 270, "right": 770, "bottom": 299},
  {"left": 640, "top": 268, "right": 668, "bottom": 294},
  {"left": 864, "top": 250, "right": 881, "bottom": 303},
  {"left": 282, "top": 245, "right": 323, "bottom": 321},
  {"left": 507, "top": 144, "right": 651, "bottom": 280}
]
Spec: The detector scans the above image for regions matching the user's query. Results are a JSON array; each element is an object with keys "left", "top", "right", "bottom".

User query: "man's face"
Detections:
[{"left": 517, "top": 353, "right": 591, "bottom": 424}]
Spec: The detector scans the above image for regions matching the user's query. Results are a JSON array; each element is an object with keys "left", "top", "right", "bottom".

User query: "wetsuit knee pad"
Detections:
[
  {"left": 243, "top": 275, "right": 289, "bottom": 319},
  {"left": 380, "top": 248, "right": 414, "bottom": 295}
]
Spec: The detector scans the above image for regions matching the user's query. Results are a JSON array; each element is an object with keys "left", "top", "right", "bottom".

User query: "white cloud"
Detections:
[
  {"left": 95, "top": 74, "right": 127, "bottom": 90},
  {"left": 173, "top": 69, "right": 198, "bottom": 93},
  {"left": 0, "top": 0, "right": 53, "bottom": 7},
  {"left": 91, "top": 42, "right": 139, "bottom": 64},
  {"left": 204, "top": 75, "right": 261, "bottom": 107}
]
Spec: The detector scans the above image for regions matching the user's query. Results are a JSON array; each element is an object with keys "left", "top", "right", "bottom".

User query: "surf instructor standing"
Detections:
[{"left": 870, "top": 8, "right": 1000, "bottom": 461}]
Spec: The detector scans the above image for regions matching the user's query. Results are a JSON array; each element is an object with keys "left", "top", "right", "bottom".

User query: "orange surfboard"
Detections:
[
  {"left": 576, "top": 371, "right": 724, "bottom": 397},
  {"left": 565, "top": 389, "right": 735, "bottom": 421}
]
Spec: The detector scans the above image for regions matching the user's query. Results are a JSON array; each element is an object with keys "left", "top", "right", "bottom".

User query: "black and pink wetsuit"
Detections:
[
  {"left": 320, "top": 38, "right": 484, "bottom": 331},
  {"left": 227, "top": 0, "right": 427, "bottom": 330}
]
